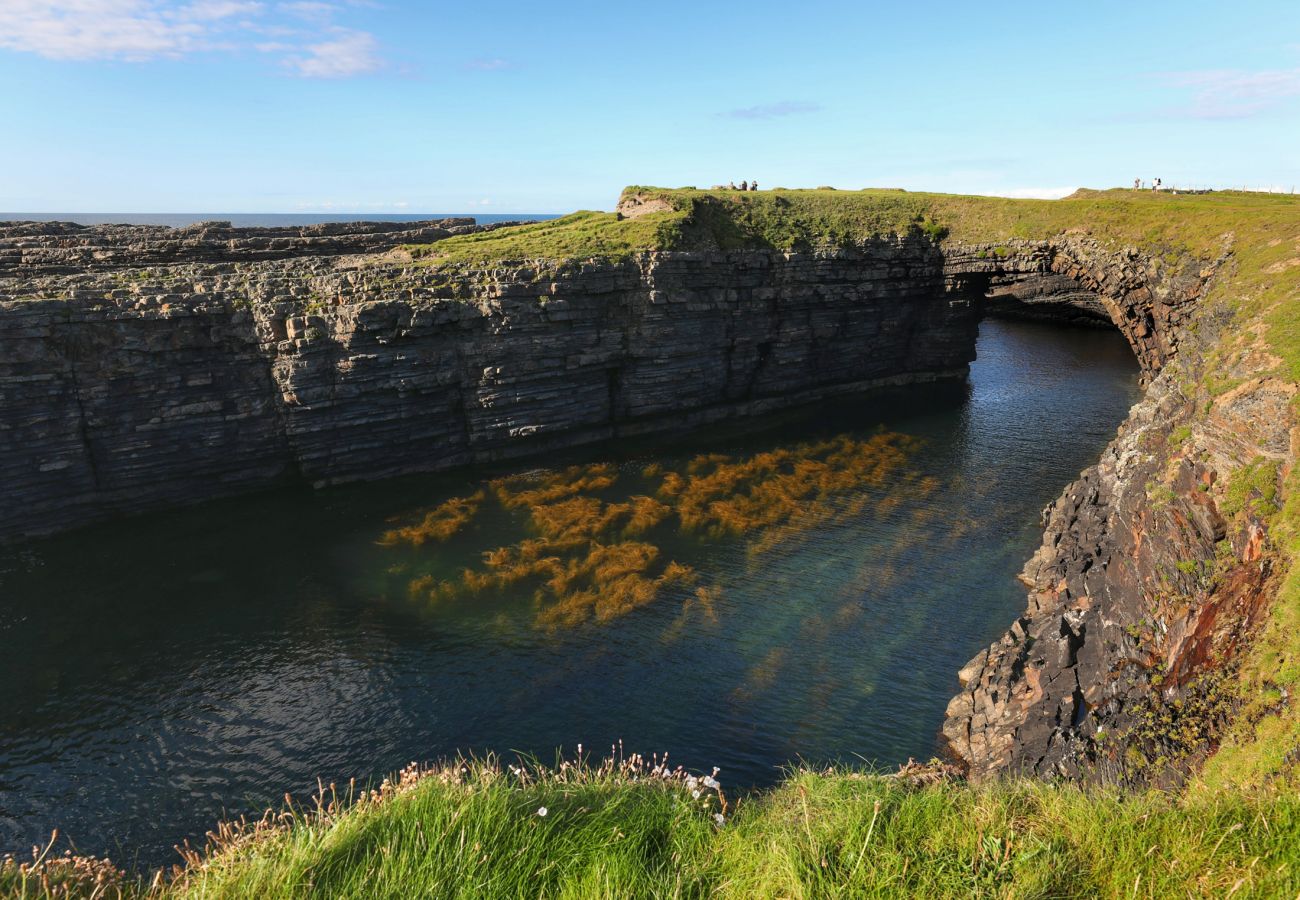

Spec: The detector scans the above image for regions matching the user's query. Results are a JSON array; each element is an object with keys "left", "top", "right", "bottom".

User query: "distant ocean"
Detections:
[{"left": 0, "top": 213, "right": 562, "bottom": 227}]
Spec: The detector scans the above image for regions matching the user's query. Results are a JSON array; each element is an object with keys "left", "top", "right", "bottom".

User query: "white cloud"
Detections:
[
  {"left": 0, "top": 0, "right": 383, "bottom": 77},
  {"left": 0, "top": 1, "right": 203, "bottom": 61},
  {"left": 1163, "top": 67, "right": 1300, "bottom": 118},
  {"left": 278, "top": 1, "right": 338, "bottom": 20},
  {"left": 178, "top": 1, "right": 263, "bottom": 21},
  {"left": 286, "top": 28, "right": 379, "bottom": 77}
]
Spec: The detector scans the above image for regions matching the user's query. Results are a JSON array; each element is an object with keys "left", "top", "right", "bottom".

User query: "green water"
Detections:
[{"left": 0, "top": 318, "right": 1141, "bottom": 867}]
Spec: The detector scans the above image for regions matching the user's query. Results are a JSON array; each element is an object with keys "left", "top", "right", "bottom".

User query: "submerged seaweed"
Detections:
[{"left": 378, "top": 432, "right": 926, "bottom": 629}]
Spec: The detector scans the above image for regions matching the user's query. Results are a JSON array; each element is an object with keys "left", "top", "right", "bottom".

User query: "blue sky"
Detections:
[{"left": 1, "top": 0, "right": 1297, "bottom": 212}]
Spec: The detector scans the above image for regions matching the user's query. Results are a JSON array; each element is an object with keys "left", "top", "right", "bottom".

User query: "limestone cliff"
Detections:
[
  {"left": 2, "top": 199, "right": 1292, "bottom": 787},
  {"left": 0, "top": 229, "right": 976, "bottom": 541}
]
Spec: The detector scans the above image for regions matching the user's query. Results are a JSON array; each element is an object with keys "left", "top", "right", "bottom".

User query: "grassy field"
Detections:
[
  {"left": 7, "top": 755, "right": 1300, "bottom": 899},
  {"left": 410, "top": 186, "right": 1297, "bottom": 264}
]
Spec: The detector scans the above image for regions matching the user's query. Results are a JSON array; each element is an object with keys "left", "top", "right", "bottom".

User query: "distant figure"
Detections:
[
  {"left": 750, "top": 180, "right": 758, "bottom": 191},
  {"left": 1134, "top": 178, "right": 1141, "bottom": 190},
  {"left": 739, "top": 180, "right": 748, "bottom": 191},
  {"left": 1155, "top": 177, "right": 1162, "bottom": 191},
  {"left": 728, "top": 181, "right": 736, "bottom": 190}
]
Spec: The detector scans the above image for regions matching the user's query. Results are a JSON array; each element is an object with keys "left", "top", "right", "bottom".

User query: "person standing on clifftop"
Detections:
[
  {"left": 739, "top": 180, "right": 748, "bottom": 191},
  {"left": 751, "top": 180, "right": 759, "bottom": 191}
]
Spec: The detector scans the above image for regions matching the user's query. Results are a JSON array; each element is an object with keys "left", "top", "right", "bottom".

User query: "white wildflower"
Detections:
[
  {"left": 692, "top": 789, "right": 701, "bottom": 799},
  {"left": 701, "top": 776, "right": 719, "bottom": 790},
  {"left": 537, "top": 806, "right": 548, "bottom": 817},
  {"left": 713, "top": 813, "right": 725, "bottom": 826}
]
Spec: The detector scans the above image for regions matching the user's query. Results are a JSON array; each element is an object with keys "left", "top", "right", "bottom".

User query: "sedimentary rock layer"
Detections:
[
  {"left": 0, "top": 232, "right": 978, "bottom": 541},
  {"left": 0, "top": 218, "right": 529, "bottom": 278}
]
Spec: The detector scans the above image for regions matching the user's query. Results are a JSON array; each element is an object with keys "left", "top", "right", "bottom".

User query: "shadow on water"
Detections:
[{"left": 0, "top": 318, "right": 1141, "bottom": 867}]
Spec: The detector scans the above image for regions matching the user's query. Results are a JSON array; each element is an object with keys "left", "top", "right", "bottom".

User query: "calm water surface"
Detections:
[{"left": 0, "top": 319, "right": 1140, "bottom": 867}]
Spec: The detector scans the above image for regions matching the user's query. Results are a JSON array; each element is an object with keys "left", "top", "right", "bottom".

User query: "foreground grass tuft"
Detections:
[{"left": 6, "top": 757, "right": 1300, "bottom": 899}]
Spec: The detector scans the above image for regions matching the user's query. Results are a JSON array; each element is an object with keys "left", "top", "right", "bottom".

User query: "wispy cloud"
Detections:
[
  {"left": 0, "top": 0, "right": 385, "bottom": 77},
  {"left": 286, "top": 28, "right": 379, "bottom": 77},
  {"left": 0, "top": 1, "right": 203, "bottom": 61},
  {"left": 179, "top": 0, "right": 263, "bottom": 21},
  {"left": 1162, "top": 67, "right": 1300, "bottom": 118},
  {"left": 720, "top": 100, "right": 822, "bottom": 120},
  {"left": 463, "top": 57, "right": 511, "bottom": 71},
  {"left": 278, "top": 1, "right": 339, "bottom": 21}
]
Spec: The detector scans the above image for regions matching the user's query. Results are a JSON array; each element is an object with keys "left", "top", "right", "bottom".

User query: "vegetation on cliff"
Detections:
[
  {"left": 409, "top": 186, "right": 1292, "bottom": 263},
  {"left": 8, "top": 755, "right": 1300, "bottom": 899}
]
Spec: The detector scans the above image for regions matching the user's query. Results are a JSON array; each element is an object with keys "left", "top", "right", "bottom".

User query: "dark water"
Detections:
[
  {"left": 0, "top": 319, "right": 1140, "bottom": 868},
  {"left": 0, "top": 213, "right": 559, "bottom": 228}
]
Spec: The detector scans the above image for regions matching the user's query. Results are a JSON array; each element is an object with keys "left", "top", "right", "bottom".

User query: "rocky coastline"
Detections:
[{"left": 0, "top": 210, "right": 1288, "bottom": 784}]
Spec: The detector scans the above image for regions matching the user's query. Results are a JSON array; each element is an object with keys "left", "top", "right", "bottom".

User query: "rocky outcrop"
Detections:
[
  {"left": 941, "top": 237, "right": 1215, "bottom": 377},
  {"left": 0, "top": 232, "right": 979, "bottom": 541},
  {"left": 0, "top": 218, "right": 530, "bottom": 278},
  {"left": 941, "top": 240, "right": 1293, "bottom": 781}
]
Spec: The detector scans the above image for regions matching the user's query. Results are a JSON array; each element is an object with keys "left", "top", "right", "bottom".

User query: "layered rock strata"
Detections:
[
  {"left": 0, "top": 232, "right": 978, "bottom": 541},
  {"left": 0, "top": 218, "right": 529, "bottom": 278}
]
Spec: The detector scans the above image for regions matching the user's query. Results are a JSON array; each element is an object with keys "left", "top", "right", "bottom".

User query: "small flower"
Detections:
[
  {"left": 692, "top": 789, "right": 701, "bottom": 799},
  {"left": 702, "top": 776, "right": 719, "bottom": 790},
  {"left": 713, "top": 813, "right": 726, "bottom": 826},
  {"left": 537, "top": 806, "right": 548, "bottom": 817}
]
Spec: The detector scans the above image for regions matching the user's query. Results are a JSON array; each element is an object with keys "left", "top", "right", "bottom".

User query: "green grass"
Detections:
[
  {"left": 9, "top": 759, "right": 1300, "bottom": 899},
  {"left": 405, "top": 210, "right": 687, "bottom": 265},
  {"left": 408, "top": 186, "right": 1299, "bottom": 265}
]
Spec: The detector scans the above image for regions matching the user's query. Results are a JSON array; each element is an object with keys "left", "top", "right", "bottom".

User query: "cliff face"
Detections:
[
  {"left": 3, "top": 217, "right": 1280, "bottom": 784},
  {"left": 942, "top": 241, "right": 1293, "bottom": 781},
  {"left": 0, "top": 232, "right": 977, "bottom": 540}
]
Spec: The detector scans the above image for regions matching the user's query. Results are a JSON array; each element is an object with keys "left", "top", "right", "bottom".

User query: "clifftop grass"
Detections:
[
  {"left": 8, "top": 757, "right": 1300, "bottom": 899},
  {"left": 410, "top": 186, "right": 1296, "bottom": 264}
]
